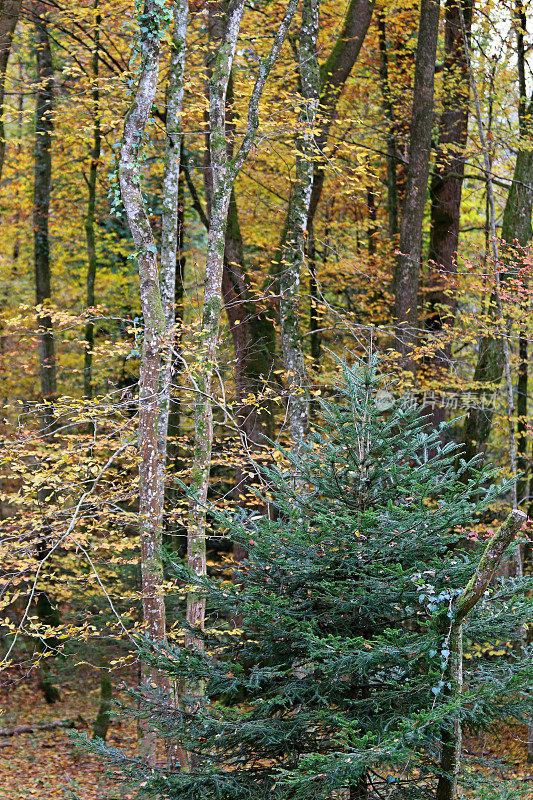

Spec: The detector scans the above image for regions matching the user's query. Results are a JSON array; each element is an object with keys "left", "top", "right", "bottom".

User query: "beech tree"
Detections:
[
  {"left": 394, "top": 0, "right": 441, "bottom": 359},
  {"left": 427, "top": 0, "right": 473, "bottom": 375},
  {"left": 119, "top": 0, "right": 188, "bottom": 763},
  {"left": 0, "top": 0, "right": 20, "bottom": 181}
]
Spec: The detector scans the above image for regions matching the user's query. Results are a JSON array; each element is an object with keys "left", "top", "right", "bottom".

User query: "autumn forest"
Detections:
[{"left": 1, "top": 0, "right": 533, "bottom": 798}]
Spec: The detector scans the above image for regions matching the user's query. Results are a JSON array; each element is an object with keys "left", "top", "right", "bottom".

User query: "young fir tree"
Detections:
[{"left": 96, "top": 360, "right": 532, "bottom": 799}]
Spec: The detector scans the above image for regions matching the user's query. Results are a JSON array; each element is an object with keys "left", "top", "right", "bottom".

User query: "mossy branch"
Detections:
[{"left": 455, "top": 509, "right": 526, "bottom": 625}]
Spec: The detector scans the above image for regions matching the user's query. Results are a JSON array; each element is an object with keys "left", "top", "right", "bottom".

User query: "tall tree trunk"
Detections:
[
  {"left": 159, "top": 0, "right": 189, "bottom": 771},
  {"left": 209, "top": 66, "right": 275, "bottom": 529},
  {"left": 83, "top": 0, "right": 101, "bottom": 400},
  {"left": 393, "top": 0, "right": 441, "bottom": 359},
  {"left": 185, "top": 0, "right": 298, "bottom": 764},
  {"left": 166, "top": 146, "right": 187, "bottom": 530},
  {"left": 307, "top": 0, "right": 374, "bottom": 228},
  {"left": 34, "top": 2, "right": 56, "bottom": 425},
  {"left": 427, "top": 0, "right": 473, "bottom": 369},
  {"left": 211, "top": 0, "right": 373, "bottom": 500},
  {"left": 461, "top": 2, "right": 533, "bottom": 463},
  {"left": 279, "top": 0, "right": 320, "bottom": 460},
  {"left": 377, "top": 10, "right": 399, "bottom": 240},
  {"left": 120, "top": 0, "right": 189, "bottom": 765},
  {"left": 119, "top": 0, "right": 168, "bottom": 764},
  {"left": 516, "top": 0, "right": 528, "bottom": 508},
  {"left": 0, "top": 0, "right": 21, "bottom": 182},
  {"left": 436, "top": 510, "right": 526, "bottom": 800},
  {"left": 222, "top": 189, "right": 274, "bottom": 531},
  {"left": 33, "top": 2, "right": 60, "bottom": 705},
  {"left": 517, "top": 330, "right": 528, "bottom": 505},
  {"left": 159, "top": 0, "right": 187, "bottom": 478}
]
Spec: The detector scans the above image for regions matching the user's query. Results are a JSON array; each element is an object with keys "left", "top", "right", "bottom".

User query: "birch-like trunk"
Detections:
[
  {"left": 159, "top": 0, "right": 189, "bottom": 772},
  {"left": 120, "top": 0, "right": 189, "bottom": 766},
  {"left": 186, "top": 0, "right": 299, "bottom": 649},
  {"left": 119, "top": 0, "right": 167, "bottom": 764},
  {"left": 279, "top": 0, "right": 320, "bottom": 461},
  {"left": 186, "top": 0, "right": 246, "bottom": 663}
]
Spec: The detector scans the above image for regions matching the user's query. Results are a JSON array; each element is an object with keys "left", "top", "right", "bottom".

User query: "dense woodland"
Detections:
[{"left": 1, "top": 0, "right": 533, "bottom": 797}]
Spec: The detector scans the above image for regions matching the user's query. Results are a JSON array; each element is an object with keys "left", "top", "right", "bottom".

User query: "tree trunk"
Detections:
[
  {"left": 212, "top": 0, "right": 373, "bottom": 501},
  {"left": 33, "top": 2, "right": 60, "bottom": 706},
  {"left": 33, "top": 3, "right": 56, "bottom": 426},
  {"left": 159, "top": 0, "right": 189, "bottom": 771},
  {"left": 461, "top": 2, "right": 533, "bottom": 463},
  {"left": 92, "top": 666, "right": 112, "bottom": 742},
  {"left": 279, "top": 0, "right": 320, "bottom": 461},
  {"left": 393, "top": 0, "right": 441, "bottom": 359},
  {"left": 159, "top": 0, "right": 187, "bottom": 481},
  {"left": 222, "top": 189, "right": 274, "bottom": 533},
  {"left": 212, "top": 67, "right": 274, "bottom": 528},
  {"left": 436, "top": 510, "right": 525, "bottom": 800},
  {"left": 427, "top": 0, "right": 473, "bottom": 370},
  {"left": 377, "top": 10, "right": 399, "bottom": 240},
  {"left": 306, "top": 0, "right": 374, "bottom": 236},
  {"left": 517, "top": 330, "right": 528, "bottom": 505},
  {"left": 435, "top": 625, "right": 463, "bottom": 800},
  {"left": 166, "top": 145, "right": 187, "bottom": 534},
  {"left": 35, "top": 587, "right": 60, "bottom": 704},
  {"left": 83, "top": 0, "right": 101, "bottom": 401},
  {"left": 119, "top": 0, "right": 168, "bottom": 765},
  {"left": 185, "top": 0, "right": 298, "bottom": 763},
  {"left": 0, "top": 0, "right": 21, "bottom": 182}
]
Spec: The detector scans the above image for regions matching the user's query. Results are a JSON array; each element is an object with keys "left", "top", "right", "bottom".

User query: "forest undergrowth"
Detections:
[{"left": 0, "top": 670, "right": 532, "bottom": 800}]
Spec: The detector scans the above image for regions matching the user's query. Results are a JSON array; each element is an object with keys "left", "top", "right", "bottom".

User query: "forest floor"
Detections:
[{"left": 1, "top": 668, "right": 532, "bottom": 799}]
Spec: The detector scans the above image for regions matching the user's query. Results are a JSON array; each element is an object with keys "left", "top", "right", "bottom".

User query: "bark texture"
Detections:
[
  {"left": 187, "top": 0, "right": 299, "bottom": 646},
  {"left": 279, "top": 0, "right": 320, "bottom": 460},
  {"left": 32, "top": 5, "right": 61, "bottom": 706},
  {"left": 119, "top": 0, "right": 167, "bottom": 764},
  {"left": 427, "top": 0, "right": 473, "bottom": 367},
  {"left": 307, "top": 0, "right": 374, "bottom": 229},
  {"left": 159, "top": 0, "right": 187, "bottom": 459},
  {"left": 377, "top": 10, "right": 399, "bottom": 239},
  {"left": 159, "top": 0, "right": 189, "bottom": 771},
  {"left": 393, "top": 0, "right": 441, "bottom": 357},
  {"left": 0, "top": 0, "right": 20, "bottom": 182}
]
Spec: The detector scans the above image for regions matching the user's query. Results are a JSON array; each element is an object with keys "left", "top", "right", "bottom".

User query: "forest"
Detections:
[{"left": 0, "top": 0, "right": 533, "bottom": 797}]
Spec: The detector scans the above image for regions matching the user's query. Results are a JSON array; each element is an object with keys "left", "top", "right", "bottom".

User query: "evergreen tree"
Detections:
[{"left": 95, "top": 359, "right": 532, "bottom": 799}]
